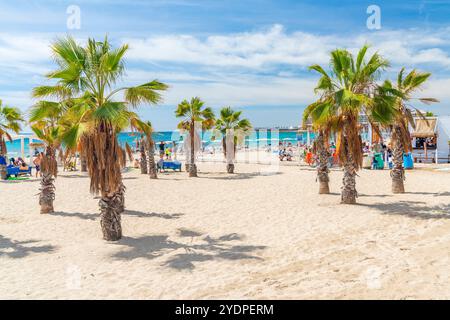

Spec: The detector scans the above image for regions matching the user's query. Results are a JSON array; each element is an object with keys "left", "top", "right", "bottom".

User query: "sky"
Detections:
[{"left": 1, "top": 0, "right": 450, "bottom": 131}]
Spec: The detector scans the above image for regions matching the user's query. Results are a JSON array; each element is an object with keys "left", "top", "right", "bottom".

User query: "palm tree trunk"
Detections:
[
  {"left": 189, "top": 123, "right": 197, "bottom": 177},
  {"left": 391, "top": 125, "right": 405, "bottom": 193},
  {"left": 0, "top": 164, "right": 6, "bottom": 180},
  {"left": 316, "top": 132, "right": 330, "bottom": 194},
  {"left": 147, "top": 138, "right": 157, "bottom": 179},
  {"left": 40, "top": 172, "right": 55, "bottom": 213},
  {"left": 80, "top": 155, "right": 87, "bottom": 172},
  {"left": 99, "top": 191, "right": 122, "bottom": 241},
  {"left": 81, "top": 122, "right": 124, "bottom": 241},
  {"left": 341, "top": 135, "right": 357, "bottom": 204},
  {"left": 39, "top": 146, "right": 57, "bottom": 214},
  {"left": 0, "top": 136, "right": 7, "bottom": 180},
  {"left": 140, "top": 142, "right": 148, "bottom": 174},
  {"left": 222, "top": 137, "right": 235, "bottom": 173}
]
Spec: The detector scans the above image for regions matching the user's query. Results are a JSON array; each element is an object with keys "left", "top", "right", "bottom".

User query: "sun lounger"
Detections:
[
  {"left": 6, "top": 164, "right": 33, "bottom": 178},
  {"left": 157, "top": 160, "right": 182, "bottom": 172}
]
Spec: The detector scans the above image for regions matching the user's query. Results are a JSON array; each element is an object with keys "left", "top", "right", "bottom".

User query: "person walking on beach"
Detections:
[
  {"left": 33, "top": 153, "right": 42, "bottom": 178},
  {"left": 159, "top": 141, "right": 165, "bottom": 158}
]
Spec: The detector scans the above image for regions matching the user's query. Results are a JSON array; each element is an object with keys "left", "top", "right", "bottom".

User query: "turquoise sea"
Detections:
[{"left": 5, "top": 130, "right": 315, "bottom": 157}]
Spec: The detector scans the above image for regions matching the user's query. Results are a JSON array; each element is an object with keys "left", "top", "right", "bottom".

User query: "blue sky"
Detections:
[{"left": 1, "top": 0, "right": 450, "bottom": 130}]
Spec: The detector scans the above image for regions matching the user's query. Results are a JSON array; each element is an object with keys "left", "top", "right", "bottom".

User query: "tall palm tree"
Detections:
[
  {"left": 175, "top": 97, "right": 215, "bottom": 177},
  {"left": 214, "top": 107, "right": 251, "bottom": 173},
  {"left": 29, "top": 101, "right": 66, "bottom": 213},
  {"left": 0, "top": 100, "right": 23, "bottom": 180},
  {"left": 34, "top": 36, "right": 168, "bottom": 241},
  {"left": 308, "top": 45, "right": 395, "bottom": 204},
  {"left": 132, "top": 119, "right": 157, "bottom": 179},
  {"left": 383, "top": 69, "right": 438, "bottom": 193}
]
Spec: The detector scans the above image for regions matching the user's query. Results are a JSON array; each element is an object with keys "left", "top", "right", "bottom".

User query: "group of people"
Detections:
[
  {"left": 133, "top": 140, "right": 177, "bottom": 169},
  {"left": 278, "top": 142, "right": 295, "bottom": 161},
  {"left": 363, "top": 141, "right": 393, "bottom": 169},
  {"left": 8, "top": 153, "right": 42, "bottom": 178},
  {"left": 300, "top": 142, "right": 338, "bottom": 167},
  {"left": 158, "top": 141, "right": 176, "bottom": 160}
]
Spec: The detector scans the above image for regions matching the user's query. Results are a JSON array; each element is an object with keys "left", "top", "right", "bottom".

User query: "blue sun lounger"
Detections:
[
  {"left": 158, "top": 160, "right": 182, "bottom": 172},
  {"left": 6, "top": 164, "right": 33, "bottom": 178},
  {"left": 1, "top": 156, "right": 33, "bottom": 179}
]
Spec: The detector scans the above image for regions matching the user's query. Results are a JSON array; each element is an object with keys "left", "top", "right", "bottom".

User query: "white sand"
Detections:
[{"left": 0, "top": 162, "right": 449, "bottom": 299}]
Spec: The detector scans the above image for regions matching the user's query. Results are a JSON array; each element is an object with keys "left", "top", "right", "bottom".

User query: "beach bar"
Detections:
[{"left": 411, "top": 116, "right": 450, "bottom": 163}]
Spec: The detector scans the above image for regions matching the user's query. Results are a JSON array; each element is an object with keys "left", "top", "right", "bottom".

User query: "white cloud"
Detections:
[
  {"left": 124, "top": 25, "right": 334, "bottom": 69},
  {"left": 2, "top": 25, "right": 450, "bottom": 114},
  {"left": 124, "top": 25, "right": 450, "bottom": 70},
  {"left": 161, "top": 77, "right": 317, "bottom": 107}
]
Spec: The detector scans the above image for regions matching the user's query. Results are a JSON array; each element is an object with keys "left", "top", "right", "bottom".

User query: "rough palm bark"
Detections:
[
  {"left": 99, "top": 191, "right": 122, "bottom": 241},
  {"left": 80, "top": 155, "right": 87, "bottom": 172},
  {"left": 39, "top": 146, "right": 57, "bottom": 214},
  {"left": 0, "top": 137, "right": 7, "bottom": 180},
  {"left": 316, "top": 132, "right": 330, "bottom": 194},
  {"left": 147, "top": 138, "right": 157, "bottom": 179},
  {"left": 189, "top": 123, "right": 197, "bottom": 177},
  {"left": 391, "top": 125, "right": 405, "bottom": 193},
  {"left": 117, "top": 182, "right": 126, "bottom": 213},
  {"left": 0, "top": 164, "right": 6, "bottom": 180},
  {"left": 139, "top": 140, "right": 147, "bottom": 174},
  {"left": 82, "top": 123, "right": 124, "bottom": 241},
  {"left": 341, "top": 135, "right": 357, "bottom": 204}
]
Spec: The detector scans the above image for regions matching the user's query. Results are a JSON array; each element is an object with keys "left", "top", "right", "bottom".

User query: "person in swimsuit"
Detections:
[{"left": 33, "top": 153, "right": 42, "bottom": 178}]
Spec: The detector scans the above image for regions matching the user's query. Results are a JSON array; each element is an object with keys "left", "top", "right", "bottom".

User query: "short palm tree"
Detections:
[
  {"left": 308, "top": 45, "right": 395, "bottom": 204},
  {"left": 29, "top": 101, "right": 66, "bottom": 213},
  {"left": 0, "top": 100, "right": 23, "bottom": 179},
  {"left": 139, "top": 137, "right": 148, "bottom": 174},
  {"left": 383, "top": 69, "right": 438, "bottom": 193},
  {"left": 175, "top": 97, "right": 215, "bottom": 177},
  {"left": 34, "top": 36, "right": 168, "bottom": 241},
  {"left": 214, "top": 107, "right": 251, "bottom": 173},
  {"left": 302, "top": 105, "right": 333, "bottom": 194},
  {"left": 132, "top": 119, "right": 157, "bottom": 179}
]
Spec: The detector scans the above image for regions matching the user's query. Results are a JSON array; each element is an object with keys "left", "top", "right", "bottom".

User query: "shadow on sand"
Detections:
[
  {"left": 357, "top": 201, "right": 450, "bottom": 220},
  {"left": 198, "top": 171, "right": 282, "bottom": 180},
  {"left": 49, "top": 210, "right": 184, "bottom": 221},
  {"left": 125, "top": 210, "right": 184, "bottom": 220},
  {"left": 112, "top": 229, "right": 266, "bottom": 271},
  {"left": 0, "top": 235, "right": 56, "bottom": 258},
  {"left": 52, "top": 211, "right": 98, "bottom": 221}
]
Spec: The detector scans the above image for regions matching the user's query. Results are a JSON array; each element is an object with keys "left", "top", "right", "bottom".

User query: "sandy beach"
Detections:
[{"left": 0, "top": 161, "right": 449, "bottom": 299}]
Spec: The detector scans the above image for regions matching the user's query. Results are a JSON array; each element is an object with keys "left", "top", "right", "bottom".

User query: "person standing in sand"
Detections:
[{"left": 33, "top": 153, "right": 42, "bottom": 178}]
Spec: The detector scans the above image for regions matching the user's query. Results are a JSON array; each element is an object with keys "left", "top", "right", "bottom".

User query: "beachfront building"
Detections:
[
  {"left": 410, "top": 116, "right": 450, "bottom": 163},
  {"left": 7, "top": 134, "right": 41, "bottom": 164}
]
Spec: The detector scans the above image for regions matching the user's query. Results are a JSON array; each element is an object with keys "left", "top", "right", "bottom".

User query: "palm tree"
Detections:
[
  {"left": 34, "top": 36, "right": 168, "bottom": 241},
  {"left": 383, "top": 68, "right": 438, "bottom": 193},
  {"left": 175, "top": 97, "right": 215, "bottom": 177},
  {"left": 0, "top": 100, "right": 23, "bottom": 180},
  {"left": 139, "top": 137, "right": 147, "bottom": 174},
  {"left": 302, "top": 104, "right": 333, "bottom": 194},
  {"left": 29, "top": 101, "right": 66, "bottom": 213},
  {"left": 308, "top": 45, "right": 395, "bottom": 204},
  {"left": 214, "top": 107, "right": 251, "bottom": 173},
  {"left": 132, "top": 119, "right": 157, "bottom": 179}
]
